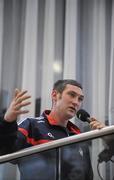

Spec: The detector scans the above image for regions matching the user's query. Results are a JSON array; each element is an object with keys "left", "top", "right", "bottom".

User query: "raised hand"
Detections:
[{"left": 4, "top": 89, "right": 31, "bottom": 122}]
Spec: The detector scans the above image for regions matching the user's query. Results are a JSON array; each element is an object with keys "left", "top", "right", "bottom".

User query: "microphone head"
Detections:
[{"left": 76, "top": 109, "right": 90, "bottom": 122}]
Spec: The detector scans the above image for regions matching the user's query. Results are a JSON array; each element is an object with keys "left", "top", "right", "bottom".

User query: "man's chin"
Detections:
[{"left": 67, "top": 111, "right": 75, "bottom": 119}]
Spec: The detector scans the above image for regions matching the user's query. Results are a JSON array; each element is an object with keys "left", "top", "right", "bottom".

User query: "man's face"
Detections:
[{"left": 52, "top": 84, "right": 84, "bottom": 119}]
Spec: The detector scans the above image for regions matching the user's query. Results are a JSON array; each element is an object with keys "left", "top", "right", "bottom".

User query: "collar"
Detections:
[{"left": 43, "top": 110, "right": 81, "bottom": 134}]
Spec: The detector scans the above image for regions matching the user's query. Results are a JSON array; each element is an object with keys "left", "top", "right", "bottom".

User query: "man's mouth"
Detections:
[{"left": 69, "top": 107, "right": 76, "bottom": 112}]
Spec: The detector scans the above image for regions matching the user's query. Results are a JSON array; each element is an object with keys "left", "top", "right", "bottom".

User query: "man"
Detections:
[{"left": 0, "top": 79, "right": 105, "bottom": 180}]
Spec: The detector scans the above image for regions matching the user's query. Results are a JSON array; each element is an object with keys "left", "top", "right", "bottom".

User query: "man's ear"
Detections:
[{"left": 51, "top": 90, "right": 58, "bottom": 101}]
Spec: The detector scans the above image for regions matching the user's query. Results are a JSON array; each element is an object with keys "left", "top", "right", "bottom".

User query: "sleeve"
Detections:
[
  {"left": 0, "top": 113, "right": 18, "bottom": 154},
  {"left": 0, "top": 114, "right": 32, "bottom": 155}
]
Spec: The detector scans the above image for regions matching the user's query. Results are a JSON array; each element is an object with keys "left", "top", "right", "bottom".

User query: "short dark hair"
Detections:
[{"left": 53, "top": 79, "right": 82, "bottom": 93}]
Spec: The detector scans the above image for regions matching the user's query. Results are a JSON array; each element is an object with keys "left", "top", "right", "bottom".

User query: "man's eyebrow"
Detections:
[
  {"left": 69, "top": 91, "right": 84, "bottom": 98},
  {"left": 78, "top": 94, "right": 84, "bottom": 98},
  {"left": 80, "top": 95, "right": 84, "bottom": 99}
]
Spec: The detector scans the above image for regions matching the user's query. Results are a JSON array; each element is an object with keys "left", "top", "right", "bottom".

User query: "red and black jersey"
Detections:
[{"left": 17, "top": 110, "right": 81, "bottom": 149}]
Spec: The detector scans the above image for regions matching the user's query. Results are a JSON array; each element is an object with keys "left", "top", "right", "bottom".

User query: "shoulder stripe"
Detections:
[
  {"left": 27, "top": 138, "right": 52, "bottom": 145},
  {"left": 18, "top": 127, "right": 52, "bottom": 145},
  {"left": 18, "top": 127, "right": 28, "bottom": 137}
]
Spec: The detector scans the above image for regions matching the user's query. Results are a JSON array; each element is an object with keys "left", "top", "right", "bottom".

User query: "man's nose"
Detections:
[{"left": 72, "top": 97, "right": 80, "bottom": 106}]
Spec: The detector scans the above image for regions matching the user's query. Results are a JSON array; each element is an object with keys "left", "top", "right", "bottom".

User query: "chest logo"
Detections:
[{"left": 47, "top": 132, "right": 55, "bottom": 138}]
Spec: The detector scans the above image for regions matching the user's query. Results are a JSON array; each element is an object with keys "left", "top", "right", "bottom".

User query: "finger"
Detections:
[
  {"left": 97, "top": 124, "right": 105, "bottom": 129},
  {"left": 19, "top": 101, "right": 31, "bottom": 107},
  {"left": 14, "top": 101, "right": 31, "bottom": 110},
  {"left": 91, "top": 124, "right": 99, "bottom": 129},
  {"left": 90, "top": 117, "right": 98, "bottom": 122},
  {"left": 14, "top": 89, "right": 20, "bottom": 98},
  {"left": 15, "top": 90, "right": 28, "bottom": 100},
  {"left": 97, "top": 125, "right": 103, "bottom": 129},
  {"left": 16, "top": 109, "right": 30, "bottom": 115},
  {"left": 15, "top": 96, "right": 31, "bottom": 105},
  {"left": 90, "top": 121, "right": 97, "bottom": 127},
  {"left": 90, "top": 121, "right": 98, "bottom": 126}
]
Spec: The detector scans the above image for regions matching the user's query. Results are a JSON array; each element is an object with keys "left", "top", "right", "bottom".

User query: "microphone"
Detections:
[{"left": 76, "top": 109, "right": 91, "bottom": 123}]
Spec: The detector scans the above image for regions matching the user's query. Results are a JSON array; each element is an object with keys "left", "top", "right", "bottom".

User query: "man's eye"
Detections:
[
  {"left": 68, "top": 92, "right": 75, "bottom": 97},
  {"left": 79, "top": 97, "right": 83, "bottom": 102}
]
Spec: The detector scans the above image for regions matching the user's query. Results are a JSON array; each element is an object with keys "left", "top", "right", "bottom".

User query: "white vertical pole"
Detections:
[
  {"left": 63, "top": 0, "right": 78, "bottom": 79},
  {"left": 21, "top": 0, "right": 38, "bottom": 118},
  {"left": 91, "top": 1, "right": 106, "bottom": 179},
  {"left": 41, "top": 0, "right": 56, "bottom": 112}
]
